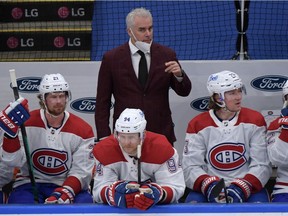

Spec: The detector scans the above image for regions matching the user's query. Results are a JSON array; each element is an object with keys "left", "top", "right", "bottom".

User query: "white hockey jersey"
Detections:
[
  {"left": 93, "top": 131, "right": 185, "bottom": 204},
  {"left": 267, "top": 117, "right": 288, "bottom": 195},
  {"left": 0, "top": 130, "right": 14, "bottom": 188},
  {"left": 1, "top": 109, "right": 95, "bottom": 194},
  {"left": 182, "top": 107, "right": 271, "bottom": 193}
]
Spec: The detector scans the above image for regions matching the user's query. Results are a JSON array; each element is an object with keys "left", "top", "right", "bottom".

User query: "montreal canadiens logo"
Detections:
[
  {"left": 251, "top": 75, "right": 288, "bottom": 92},
  {"left": 32, "top": 148, "right": 68, "bottom": 176},
  {"left": 209, "top": 143, "right": 247, "bottom": 171},
  {"left": 10, "top": 77, "right": 41, "bottom": 93},
  {"left": 190, "top": 97, "right": 210, "bottom": 112}
]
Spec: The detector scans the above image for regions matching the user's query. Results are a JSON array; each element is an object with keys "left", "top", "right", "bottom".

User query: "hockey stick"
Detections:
[
  {"left": 210, "top": 178, "right": 229, "bottom": 203},
  {"left": 136, "top": 141, "right": 152, "bottom": 194},
  {"left": 127, "top": 140, "right": 152, "bottom": 194},
  {"left": 9, "top": 69, "right": 39, "bottom": 203},
  {"left": 137, "top": 143, "right": 142, "bottom": 184}
]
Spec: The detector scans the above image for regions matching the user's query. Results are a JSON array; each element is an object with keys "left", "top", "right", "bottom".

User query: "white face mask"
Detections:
[{"left": 130, "top": 28, "right": 152, "bottom": 53}]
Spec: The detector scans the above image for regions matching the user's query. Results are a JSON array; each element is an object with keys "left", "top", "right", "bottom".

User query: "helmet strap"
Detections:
[{"left": 213, "top": 93, "right": 226, "bottom": 108}]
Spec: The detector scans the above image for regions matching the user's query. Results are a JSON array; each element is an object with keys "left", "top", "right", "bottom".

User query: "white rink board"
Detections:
[{"left": 0, "top": 60, "right": 287, "bottom": 158}]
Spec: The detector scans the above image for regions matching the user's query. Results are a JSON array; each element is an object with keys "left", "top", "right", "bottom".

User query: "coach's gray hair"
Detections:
[{"left": 126, "top": 7, "right": 153, "bottom": 28}]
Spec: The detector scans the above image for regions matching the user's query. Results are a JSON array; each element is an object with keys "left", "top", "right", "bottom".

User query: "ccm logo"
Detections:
[{"left": 0, "top": 112, "right": 16, "bottom": 129}]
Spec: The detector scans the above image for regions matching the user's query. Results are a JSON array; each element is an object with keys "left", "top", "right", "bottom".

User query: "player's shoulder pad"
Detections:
[
  {"left": 62, "top": 112, "right": 94, "bottom": 139},
  {"left": 141, "top": 131, "right": 175, "bottom": 164},
  {"left": 186, "top": 111, "right": 213, "bottom": 134},
  {"left": 238, "top": 107, "right": 266, "bottom": 127},
  {"left": 93, "top": 135, "right": 126, "bottom": 166},
  {"left": 25, "top": 109, "right": 45, "bottom": 128}
]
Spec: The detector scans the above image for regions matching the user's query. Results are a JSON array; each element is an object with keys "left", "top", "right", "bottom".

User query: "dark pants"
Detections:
[{"left": 8, "top": 183, "right": 93, "bottom": 204}]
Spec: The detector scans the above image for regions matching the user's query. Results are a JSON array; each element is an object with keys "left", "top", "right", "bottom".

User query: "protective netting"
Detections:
[
  {"left": 0, "top": 0, "right": 287, "bottom": 61},
  {"left": 91, "top": 0, "right": 237, "bottom": 61}
]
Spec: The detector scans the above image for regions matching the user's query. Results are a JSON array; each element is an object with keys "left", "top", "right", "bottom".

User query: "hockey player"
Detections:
[
  {"left": 92, "top": 108, "right": 185, "bottom": 210},
  {"left": 182, "top": 70, "right": 271, "bottom": 203},
  {"left": 0, "top": 130, "right": 14, "bottom": 203},
  {"left": 267, "top": 80, "right": 288, "bottom": 202},
  {"left": 0, "top": 73, "right": 95, "bottom": 204}
]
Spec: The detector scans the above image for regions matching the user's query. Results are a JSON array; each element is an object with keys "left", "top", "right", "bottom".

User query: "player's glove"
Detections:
[
  {"left": 0, "top": 97, "right": 29, "bottom": 138},
  {"left": 201, "top": 176, "right": 221, "bottom": 203},
  {"left": 226, "top": 178, "right": 252, "bottom": 203},
  {"left": 45, "top": 186, "right": 75, "bottom": 204},
  {"left": 134, "top": 183, "right": 163, "bottom": 211},
  {"left": 279, "top": 108, "right": 288, "bottom": 129},
  {"left": 281, "top": 107, "right": 288, "bottom": 117},
  {"left": 105, "top": 180, "right": 140, "bottom": 208}
]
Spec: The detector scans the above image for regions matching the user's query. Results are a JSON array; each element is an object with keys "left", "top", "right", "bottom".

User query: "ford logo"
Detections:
[
  {"left": 251, "top": 75, "right": 288, "bottom": 92},
  {"left": 70, "top": 98, "right": 114, "bottom": 114},
  {"left": 70, "top": 97, "right": 96, "bottom": 114},
  {"left": 10, "top": 77, "right": 41, "bottom": 93},
  {"left": 190, "top": 97, "right": 210, "bottom": 112}
]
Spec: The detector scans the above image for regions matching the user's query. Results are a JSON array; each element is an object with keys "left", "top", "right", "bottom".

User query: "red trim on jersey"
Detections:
[
  {"left": 186, "top": 112, "right": 216, "bottom": 134},
  {"left": 193, "top": 174, "right": 210, "bottom": 193},
  {"left": 94, "top": 131, "right": 175, "bottom": 165},
  {"left": 100, "top": 186, "right": 108, "bottom": 204},
  {"left": 274, "top": 182, "right": 288, "bottom": 186},
  {"left": 26, "top": 109, "right": 94, "bottom": 139},
  {"left": 141, "top": 131, "right": 174, "bottom": 164},
  {"left": 25, "top": 110, "right": 45, "bottom": 128},
  {"left": 268, "top": 117, "right": 281, "bottom": 131},
  {"left": 93, "top": 135, "right": 126, "bottom": 166},
  {"left": 243, "top": 173, "right": 262, "bottom": 193},
  {"left": 63, "top": 176, "right": 82, "bottom": 195},
  {"left": 279, "top": 129, "right": 288, "bottom": 142},
  {"left": 161, "top": 186, "right": 174, "bottom": 203},
  {"left": 236, "top": 107, "right": 267, "bottom": 127},
  {"left": 187, "top": 107, "right": 266, "bottom": 134},
  {"left": 3, "top": 136, "right": 20, "bottom": 153},
  {"left": 61, "top": 112, "right": 94, "bottom": 139}
]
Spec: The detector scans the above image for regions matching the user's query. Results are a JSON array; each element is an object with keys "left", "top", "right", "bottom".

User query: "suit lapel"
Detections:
[{"left": 147, "top": 43, "right": 159, "bottom": 84}]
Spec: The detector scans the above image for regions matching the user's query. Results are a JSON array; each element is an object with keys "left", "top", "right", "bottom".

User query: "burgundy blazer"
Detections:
[{"left": 95, "top": 42, "right": 192, "bottom": 144}]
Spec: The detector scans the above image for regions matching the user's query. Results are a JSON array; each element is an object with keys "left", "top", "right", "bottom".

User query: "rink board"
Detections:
[{"left": 1, "top": 203, "right": 288, "bottom": 215}]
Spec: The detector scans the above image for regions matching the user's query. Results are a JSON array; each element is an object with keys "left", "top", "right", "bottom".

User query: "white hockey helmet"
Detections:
[
  {"left": 207, "top": 70, "right": 244, "bottom": 100},
  {"left": 283, "top": 80, "right": 288, "bottom": 99},
  {"left": 115, "top": 108, "right": 147, "bottom": 140},
  {"left": 39, "top": 73, "right": 71, "bottom": 100}
]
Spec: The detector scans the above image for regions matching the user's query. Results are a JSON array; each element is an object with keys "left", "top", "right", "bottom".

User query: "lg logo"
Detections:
[
  {"left": 11, "top": 8, "right": 39, "bottom": 19},
  {"left": 7, "top": 37, "right": 34, "bottom": 49},
  {"left": 58, "top": 7, "right": 85, "bottom": 18},
  {"left": 54, "top": 37, "right": 81, "bottom": 48}
]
